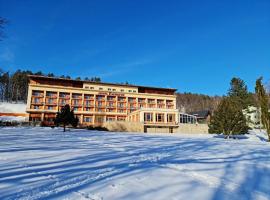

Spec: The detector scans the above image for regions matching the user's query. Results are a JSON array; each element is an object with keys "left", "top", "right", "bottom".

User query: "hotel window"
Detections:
[
  {"left": 99, "top": 87, "right": 103, "bottom": 90},
  {"left": 85, "top": 86, "right": 89, "bottom": 89},
  {"left": 48, "top": 98, "right": 53, "bottom": 104},
  {"left": 128, "top": 90, "right": 132, "bottom": 92},
  {"left": 107, "top": 96, "right": 114, "bottom": 101},
  {"left": 73, "top": 100, "right": 79, "bottom": 106},
  {"left": 97, "top": 96, "right": 104, "bottom": 101},
  {"left": 107, "top": 117, "right": 115, "bottom": 122},
  {"left": 167, "top": 114, "right": 175, "bottom": 123},
  {"left": 73, "top": 107, "right": 78, "bottom": 111},
  {"left": 85, "top": 107, "right": 90, "bottom": 111},
  {"left": 120, "top": 89, "right": 124, "bottom": 92},
  {"left": 48, "top": 106, "right": 53, "bottom": 110},
  {"left": 156, "top": 113, "right": 164, "bottom": 122},
  {"left": 133, "top": 90, "right": 136, "bottom": 93},
  {"left": 112, "top": 89, "right": 116, "bottom": 91},
  {"left": 34, "top": 98, "right": 39, "bottom": 104},
  {"left": 84, "top": 117, "right": 92, "bottom": 122},
  {"left": 118, "top": 109, "right": 124, "bottom": 113},
  {"left": 109, "top": 102, "right": 114, "bottom": 107},
  {"left": 144, "top": 113, "right": 153, "bottom": 122},
  {"left": 90, "top": 87, "right": 94, "bottom": 90},
  {"left": 118, "top": 97, "right": 125, "bottom": 102},
  {"left": 119, "top": 103, "right": 124, "bottom": 108},
  {"left": 34, "top": 105, "right": 39, "bottom": 110},
  {"left": 108, "top": 88, "right": 112, "bottom": 91},
  {"left": 98, "top": 102, "right": 102, "bottom": 107}
]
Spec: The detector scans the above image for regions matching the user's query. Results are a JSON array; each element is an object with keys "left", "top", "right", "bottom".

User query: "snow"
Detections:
[
  {"left": 0, "top": 116, "right": 26, "bottom": 122},
  {"left": 0, "top": 127, "right": 270, "bottom": 200},
  {"left": 0, "top": 102, "right": 26, "bottom": 113}
]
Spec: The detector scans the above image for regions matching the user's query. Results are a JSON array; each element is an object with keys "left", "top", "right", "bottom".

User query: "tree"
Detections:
[
  {"left": 228, "top": 77, "right": 255, "bottom": 109},
  {"left": 47, "top": 73, "right": 55, "bottom": 77},
  {"left": 54, "top": 104, "right": 79, "bottom": 132},
  {"left": 75, "top": 77, "right": 81, "bottom": 80},
  {"left": 255, "top": 77, "right": 270, "bottom": 142},
  {"left": 209, "top": 97, "right": 249, "bottom": 138}
]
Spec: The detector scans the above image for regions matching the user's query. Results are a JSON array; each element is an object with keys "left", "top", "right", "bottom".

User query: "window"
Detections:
[
  {"left": 167, "top": 114, "right": 175, "bottom": 123},
  {"left": 84, "top": 117, "right": 92, "bottom": 122},
  {"left": 119, "top": 103, "right": 124, "bottom": 108},
  {"left": 73, "top": 100, "right": 79, "bottom": 106},
  {"left": 144, "top": 113, "right": 153, "bottom": 122},
  {"left": 112, "top": 89, "right": 116, "bottom": 91},
  {"left": 118, "top": 109, "right": 124, "bottom": 113},
  {"left": 90, "top": 87, "right": 94, "bottom": 90},
  {"left": 128, "top": 90, "right": 132, "bottom": 92},
  {"left": 85, "top": 86, "right": 89, "bottom": 89},
  {"left": 108, "top": 88, "right": 112, "bottom": 91},
  {"left": 85, "top": 107, "right": 90, "bottom": 111},
  {"left": 109, "top": 102, "right": 114, "bottom": 107},
  {"left": 120, "top": 89, "right": 124, "bottom": 92},
  {"left": 99, "top": 87, "right": 103, "bottom": 90},
  {"left": 156, "top": 113, "right": 164, "bottom": 122},
  {"left": 34, "top": 106, "right": 39, "bottom": 110},
  {"left": 48, "top": 106, "right": 53, "bottom": 110},
  {"left": 98, "top": 102, "right": 103, "bottom": 107},
  {"left": 73, "top": 107, "right": 78, "bottom": 111},
  {"left": 133, "top": 90, "right": 136, "bottom": 93},
  {"left": 34, "top": 98, "right": 39, "bottom": 104}
]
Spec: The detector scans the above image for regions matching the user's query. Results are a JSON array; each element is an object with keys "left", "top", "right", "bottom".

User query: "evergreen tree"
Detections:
[
  {"left": 209, "top": 97, "right": 249, "bottom": 138},
  {"left": 228, "top": 77, "right": 255, "bottom": 109},
  {"left": 54, "top": 104, "right": 79, "bottom": 132},
  {"left": 255, "top": 77, "right": 270, "bottom": 142}
]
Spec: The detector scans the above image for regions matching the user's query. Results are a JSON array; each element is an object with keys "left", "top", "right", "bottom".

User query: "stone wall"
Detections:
[
  {"left": 176, "top": 124, "right": 209, "bottom": 134},
  {"left": 103, "top": 121, "right": 144, "bottom": 132}
]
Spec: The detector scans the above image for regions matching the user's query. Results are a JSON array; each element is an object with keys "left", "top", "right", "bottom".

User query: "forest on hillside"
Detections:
[{"left": 176, "top": 93, "right": 223, "bottom": 113}]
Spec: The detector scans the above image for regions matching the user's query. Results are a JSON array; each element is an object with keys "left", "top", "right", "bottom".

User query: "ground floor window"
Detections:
[
  {"left": 144, "top": 113, "right": 153, "bottom": 122},
  {"left": 84, "top": 117, "right": 92, "bottom": 122},
  {"left": 167, "top": 114, "right": 175, "bottom": 123},
  {"left": 156, "top": 113, "right": 164, "bottom": 122}
]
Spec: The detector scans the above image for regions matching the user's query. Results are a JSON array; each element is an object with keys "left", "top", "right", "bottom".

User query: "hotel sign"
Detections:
[{"left": 98, "top": 92, "right": 125, "bottom": 97}]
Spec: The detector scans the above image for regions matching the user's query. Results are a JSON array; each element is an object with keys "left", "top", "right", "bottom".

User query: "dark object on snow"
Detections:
[{"left": 54, "top": 104, "right": 78, "bottom": 132}]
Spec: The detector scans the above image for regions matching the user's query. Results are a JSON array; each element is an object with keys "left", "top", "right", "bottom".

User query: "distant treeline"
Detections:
[
  {"left": 176, "top": 93, "right": 223, "bottom": 113},
  {"left": 0, "top": 69, "right": 101, "bottom": 103}
]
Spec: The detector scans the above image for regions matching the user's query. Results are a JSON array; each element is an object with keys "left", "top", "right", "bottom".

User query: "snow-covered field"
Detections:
[{"left": 0, "top": 127, "right": 270, "bottom": 200}]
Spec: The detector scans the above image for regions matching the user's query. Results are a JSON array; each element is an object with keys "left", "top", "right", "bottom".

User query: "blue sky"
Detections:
[{"left": 0, "top": 0, "right": 269, "bottom": 95}]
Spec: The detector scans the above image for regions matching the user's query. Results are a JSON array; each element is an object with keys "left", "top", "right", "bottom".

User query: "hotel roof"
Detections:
[{"left": 28, "top": 75, "right": 177, "bottom": 93}]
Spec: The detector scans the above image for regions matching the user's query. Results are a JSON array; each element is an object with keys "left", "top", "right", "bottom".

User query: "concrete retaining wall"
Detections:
[
  {"left": 176, "top": 124, "right": 209, "bottom": 134},
  {"left": 103, "top": 121, "right": 144, "bottom": 132}
]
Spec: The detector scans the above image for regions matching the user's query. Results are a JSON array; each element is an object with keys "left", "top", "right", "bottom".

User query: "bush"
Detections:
[{"left": 87, "top": 126, "right": 108, "bottom": 131}]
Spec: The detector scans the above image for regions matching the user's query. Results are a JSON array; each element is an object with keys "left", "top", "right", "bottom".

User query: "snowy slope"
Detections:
[
  {"left": 0, "top": 102, "right": 26, "bottom": 113},
  {"left": 0, "top": 127, "right": 269, "bottom": 200}
]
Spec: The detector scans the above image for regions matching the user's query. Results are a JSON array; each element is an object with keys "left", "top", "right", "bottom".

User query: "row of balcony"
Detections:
[{"left": 32, "top": 94, "right": 173, "bottom": 104}]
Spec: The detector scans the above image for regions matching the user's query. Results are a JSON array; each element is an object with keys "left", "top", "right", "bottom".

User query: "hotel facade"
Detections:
[{"left": 26, "top": 75, "right": 179, "bottom": 132}]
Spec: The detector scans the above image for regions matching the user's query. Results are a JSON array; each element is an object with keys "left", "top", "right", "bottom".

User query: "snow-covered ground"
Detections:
[
  {"left": 0, "top": 102, "right": 26, "bottom": 113},
  {"left": 0, "top": 127, "right": 269, "bottom": 200}
]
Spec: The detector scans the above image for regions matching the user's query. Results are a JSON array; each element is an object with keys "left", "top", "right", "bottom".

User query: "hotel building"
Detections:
[{"left": 26, "top": 75, "right": 179, "bottom": 132}]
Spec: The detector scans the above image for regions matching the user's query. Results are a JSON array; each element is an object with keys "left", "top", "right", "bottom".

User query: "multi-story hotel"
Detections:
[{"left": 26, "top": 75, "right": 179, "bottom": 132}]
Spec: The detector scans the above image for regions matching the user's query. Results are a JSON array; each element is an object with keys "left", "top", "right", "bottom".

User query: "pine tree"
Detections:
[
  {"left": 255, "top": 77, "right": 270, "bottom": 142},
  {"left": 209, "top": 97, "right": 249, "bottom": 138},
  {"left": 228, "top": 77, "right": 255, "bottom": 109},
  {"left": 54, "top": 104, "right": 79, "bottom": 132}
]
